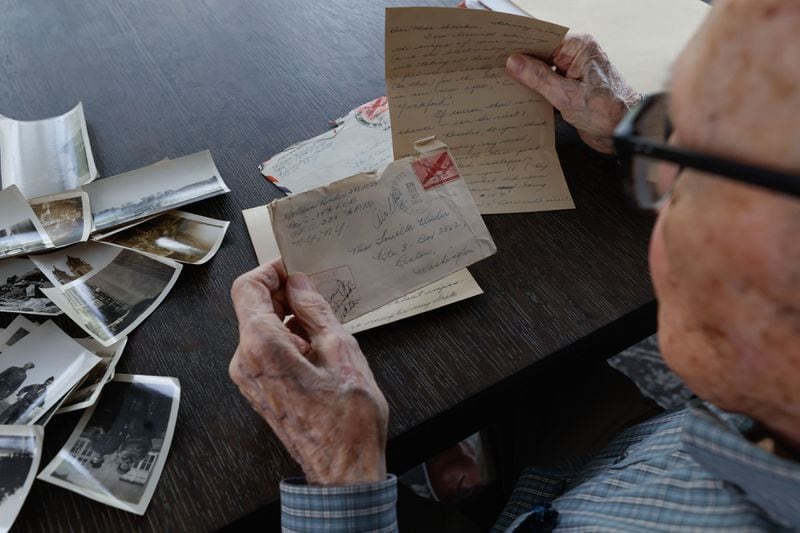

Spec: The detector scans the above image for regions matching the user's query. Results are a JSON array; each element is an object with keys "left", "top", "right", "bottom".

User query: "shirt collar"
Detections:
[{"left": 683, "top": 401, "right": 800, "bottom": 529}]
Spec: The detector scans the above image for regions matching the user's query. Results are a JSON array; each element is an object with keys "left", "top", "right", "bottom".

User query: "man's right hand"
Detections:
[{"left": 506, "top": 34, "right": 641, "bottom": 154}]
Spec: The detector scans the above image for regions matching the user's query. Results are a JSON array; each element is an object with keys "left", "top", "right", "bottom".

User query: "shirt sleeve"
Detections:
[{"left": 279, "top": 475, "right": 398, "bottom": 533}]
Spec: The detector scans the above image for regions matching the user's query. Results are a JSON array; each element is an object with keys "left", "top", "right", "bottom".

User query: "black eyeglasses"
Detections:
[{"left": 613, "top": 92, "right": 800, "bottom": 209}]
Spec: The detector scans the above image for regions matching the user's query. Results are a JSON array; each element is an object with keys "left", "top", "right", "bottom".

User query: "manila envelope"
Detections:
[{"left": 269, "top": 138, "right": 497, "bottom": 322}]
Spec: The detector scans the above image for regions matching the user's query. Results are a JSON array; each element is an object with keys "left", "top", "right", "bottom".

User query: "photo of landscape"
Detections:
[{"left": 85, "top": 150, "right": 229, "bottom": 231}]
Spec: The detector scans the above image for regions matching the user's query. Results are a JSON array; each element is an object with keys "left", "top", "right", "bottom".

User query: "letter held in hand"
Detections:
[
  {"left": 385, "top": 7, "right": 574, "bottom": 215},
  {"left": 269, "top": 139, "right": 497, "bottom": 322}
]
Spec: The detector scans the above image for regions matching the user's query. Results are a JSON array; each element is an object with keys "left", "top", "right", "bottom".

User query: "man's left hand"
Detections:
[{"left": 229, "top": 260, "right": 389, "bottom": 486}]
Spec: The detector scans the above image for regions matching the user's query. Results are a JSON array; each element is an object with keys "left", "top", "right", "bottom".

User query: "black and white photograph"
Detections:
[
  {"left": 0, "top": 102, "right": 97, "bottom": 198},
  {"left": 0, "top": 316, "right": 36, "bottom": 354},
  {"left": 0, "top": 258, "right": 61, "bottom": 315},
  {"left": 30, "top": 240, "right": 120, "bottom": 287},
  {"left": 0, "top": 425, "right": 43, "bottom": 533},
  {"left": 84, "top": 150, "right": 229, "bottom": 232},
  {"left": 29, "top": 190, "right": 91, "bottom": 247},
  {"left": 57, "top": 337, "right": 127, "bottom": 414},
  {"left": 38, "top": 242, "right": 182, "bottom": 346},
  {"left": 0, "top": 186, "right": 53, "bottom": 260},
  {"left": 100, "top": 210, "right": 230, "bottom": 264},
  {"left": 38, "top": 375, "right": 180, "bottom": 515},
  {"left": 0, "top": 320, "right": 100, "bottom": 425}
]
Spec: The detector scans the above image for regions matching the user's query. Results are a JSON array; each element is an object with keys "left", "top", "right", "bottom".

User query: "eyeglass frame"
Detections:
[{"left": 613, "top": 92, "right": 800, "bottom": 208}]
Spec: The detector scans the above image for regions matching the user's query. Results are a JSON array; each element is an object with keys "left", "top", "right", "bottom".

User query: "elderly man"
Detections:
[{"left": 229, "top": 0, "right": 799, "bottom": 530}]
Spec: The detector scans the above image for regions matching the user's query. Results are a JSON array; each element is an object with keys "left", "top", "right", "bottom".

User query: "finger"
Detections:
[
  {"left": 552, "top": 34, "right": 590, "bottom": 74},
  {"left": 285, "top": 316, "right": 311, "bottom": 345},
  {"left": 506, "top": 54, "right": 577, "bottom": 112},
  {"left": 231, "top": 262, "right": 285, "bottom": 323},
  {"left": 285, "top": 273, "right": 342, "bottom": 338},
  {"left": 230, "top": 322, "right": 313, "bottom": 382}
]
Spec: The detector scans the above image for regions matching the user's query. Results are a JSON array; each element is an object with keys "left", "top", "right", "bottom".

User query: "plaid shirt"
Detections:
[
  {"left": 494, "top": 401, "right": 800, "bottom": 532},
  {"left": 280, "top": 476, "right": 398, "bottom": 532},
  {"left": 280, "top": 401, "right": 800, "bottom": 532}
]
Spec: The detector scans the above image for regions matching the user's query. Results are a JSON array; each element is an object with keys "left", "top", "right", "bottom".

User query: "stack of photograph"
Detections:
[
  {"left": 0, "top": 103, "right": 231, "bottom": 344},
  {"left": 0, "top": 102, "right": 226, "bottom": 525}
]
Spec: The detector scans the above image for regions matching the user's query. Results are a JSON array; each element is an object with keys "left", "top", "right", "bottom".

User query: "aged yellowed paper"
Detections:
[
  {"left": 386, "top": 7, "right": 574, "bottom": 215},
  {"left": 269, "top": 140, "right": 496, "bottom": 322},
  {"left": 243, "top": 204, "right": 484, "bottom": 334}
]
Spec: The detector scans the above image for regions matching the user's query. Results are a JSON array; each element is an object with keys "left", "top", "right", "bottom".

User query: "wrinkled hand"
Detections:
[
  {"left": 229, "top": 259, "right": 389, "bottom": 486},
  {"left": 506, "top": 34, "right": 641, "bottom": 154}
]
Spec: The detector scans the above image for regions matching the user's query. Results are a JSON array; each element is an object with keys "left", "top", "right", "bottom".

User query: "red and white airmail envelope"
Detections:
[{"left": 269, "top": 137, "right": 497, "bottom": 322}]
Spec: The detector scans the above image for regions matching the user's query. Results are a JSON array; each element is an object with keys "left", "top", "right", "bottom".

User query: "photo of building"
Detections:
[{"left": 60, "top": 248, "right": 179, "bottom": 342}]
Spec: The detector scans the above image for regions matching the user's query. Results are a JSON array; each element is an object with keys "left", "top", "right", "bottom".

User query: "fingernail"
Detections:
[
  {"left": 506, "top": 54, "right": 525, "bottom": 76},
  {"left": 288, "top": 273, "right": 315, "bottom": 292}
]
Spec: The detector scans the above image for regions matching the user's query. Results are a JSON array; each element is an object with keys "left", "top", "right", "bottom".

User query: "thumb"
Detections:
[
  {"left": 506, "top": 53, "right": 575, "bottom": 112},
  {"left": 286, "top": 273, "right": 341, "bottom": 337}
]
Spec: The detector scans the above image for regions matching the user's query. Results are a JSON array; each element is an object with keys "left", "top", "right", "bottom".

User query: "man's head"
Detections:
[
  {"left": 651, "top": 0, "right": 800, "bottom": 446},
  {"left": 23, "top": 363, "right": 34, "bottom": 370},
  {"left": 44, "top": 377, "right": 54, "bottom": 386}
]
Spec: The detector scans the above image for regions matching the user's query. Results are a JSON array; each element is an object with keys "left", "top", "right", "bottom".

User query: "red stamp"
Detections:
[
  {"left": 411, "top": 152, "right": 460, "bottom": 190},
  {"left": 355, "top": 96, "right": 390, "bottom": 128}
]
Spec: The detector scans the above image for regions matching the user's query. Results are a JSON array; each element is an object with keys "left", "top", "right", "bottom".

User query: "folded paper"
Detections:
[{"left": 270, "top": 138, "right": 496, "bottom": 322}]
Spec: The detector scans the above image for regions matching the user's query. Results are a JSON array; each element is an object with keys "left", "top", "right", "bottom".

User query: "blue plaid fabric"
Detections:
[
  {"left": 279, "top": 402, "right": 800, "bottom": 532},
  {"left": 494, "top": 401, "right": 800, "bottom": 532},
  {"left": 280, "top": 475, "right": 398, "bottom": 532}
]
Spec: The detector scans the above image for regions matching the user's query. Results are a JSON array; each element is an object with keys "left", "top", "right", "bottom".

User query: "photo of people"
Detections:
[
  {"left": 38, "top": 243, "right": 182, "bottom": 346},
  {"left": 0, "top": 426, "right": 43, "bottom": 532},
  {"left": 38, "top": 375, "right": 180, "bottom": 515},
  {"left": 0, "top": 258, "right": 61, "bottom": 315},
  {"left": 0, "top": 321, "right": 100, "bottom": 425},
  {"left": 101, "top": 211, "right": 229, "bottom": 264},
  {"left": 29, "top": 191, "right": 91, "bottom": 247}
]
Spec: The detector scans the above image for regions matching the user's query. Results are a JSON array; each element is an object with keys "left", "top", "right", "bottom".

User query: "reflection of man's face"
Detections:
[{"left": 649, "top": 0, "right": 800, "bottom": 435}]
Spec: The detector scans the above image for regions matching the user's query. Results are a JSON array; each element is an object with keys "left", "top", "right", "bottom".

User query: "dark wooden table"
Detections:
[{"left": 0, "top": 0, "right": 656, "bottom": 530}]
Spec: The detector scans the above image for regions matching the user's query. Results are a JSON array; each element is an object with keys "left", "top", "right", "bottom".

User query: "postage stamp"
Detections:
[
  {"left": 411, "top": 151, "right": 460, "bottom": 191},
  {"left": 354, "top": 96, "right": 390, "bottom": 129}
]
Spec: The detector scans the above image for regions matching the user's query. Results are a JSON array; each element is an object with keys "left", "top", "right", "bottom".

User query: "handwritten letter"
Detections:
[
  {"left": 269, "top": 143, "right": 496, "bottom": 322},
  {"left": 386, "top": 7, "right": 574, "bottom": 214}
]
